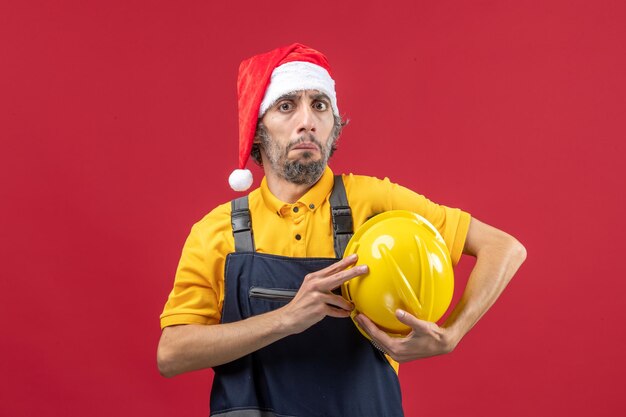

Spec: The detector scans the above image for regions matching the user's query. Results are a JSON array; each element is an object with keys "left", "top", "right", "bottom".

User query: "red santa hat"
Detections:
[{"left": 228, "top": 43, "right": 339, "bottom": 191}]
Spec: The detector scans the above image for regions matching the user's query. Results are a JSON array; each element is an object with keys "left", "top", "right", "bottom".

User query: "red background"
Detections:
[{"left": 2, "top": 1, "right": 625, "bottom": 416}]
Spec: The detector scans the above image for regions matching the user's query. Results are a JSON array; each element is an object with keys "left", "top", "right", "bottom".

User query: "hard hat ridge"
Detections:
[{"left": 341, "top": 211, "right": 455, "bottom": 339}]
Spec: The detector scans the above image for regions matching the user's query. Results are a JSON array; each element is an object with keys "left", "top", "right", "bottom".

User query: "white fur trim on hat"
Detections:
[
  {"left": 259, "top": 61, "right": 339, "bottom": 117},
  {"left": 229, "top": 168, "right": 253, "bottom": 191}
]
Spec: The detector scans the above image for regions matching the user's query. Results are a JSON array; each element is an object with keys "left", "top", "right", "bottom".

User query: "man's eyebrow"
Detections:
[
  {"left": 274, "top": 92, "right": 300, "bottom": 102},
  {"left": 273, "top": 91, "right": 331, "bottom": 103},
  {"left": 311, "top": 92, "right": 331, "bottom": 102}
]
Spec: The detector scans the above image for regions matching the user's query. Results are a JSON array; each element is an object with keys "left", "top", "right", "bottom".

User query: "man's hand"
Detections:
[
  {"left": 354, "top": 218, "right": 526, "bottom": 364},
  {"left": 279, "top": 254, "right": 368, "bottom": 335},
  {"left": 158, "top": 254, "right": 367, "bottom": 376},
  {"left": 355, "top": 310, "right": 457, "bottom": 363}
]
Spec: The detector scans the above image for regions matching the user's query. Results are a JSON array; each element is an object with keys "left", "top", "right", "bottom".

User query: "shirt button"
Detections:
[
  {"left": 309, "top": 203, "right": 315, "bottom": 209},
  {"left": 293, "top": 207, "right": 299, "bottom": 213},
  {"left": 295, "top": 234, "right": 302, "bottom": 240}
]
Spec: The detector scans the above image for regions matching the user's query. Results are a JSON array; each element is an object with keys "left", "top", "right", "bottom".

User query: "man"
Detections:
[{"left": 157, "top": 43, "right": 526, "bottom": 416}]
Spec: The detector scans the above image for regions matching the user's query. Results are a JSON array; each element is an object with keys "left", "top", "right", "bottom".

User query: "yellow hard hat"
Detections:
[{"left": 341, "top": 210, "right": 454, "bottom": 339}]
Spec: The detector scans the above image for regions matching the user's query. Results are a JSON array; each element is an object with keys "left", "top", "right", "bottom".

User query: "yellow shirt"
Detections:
[{"left": 160, "top": 167, "right": 471, "bottom": 329}]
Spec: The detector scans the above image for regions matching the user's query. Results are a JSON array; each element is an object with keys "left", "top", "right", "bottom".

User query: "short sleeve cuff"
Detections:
[
  {"left": 450, "top": 210, "right": 471, "bottom": 265},
  {"left": 160, "top": 313, "right": 219, "bottom": 330}
]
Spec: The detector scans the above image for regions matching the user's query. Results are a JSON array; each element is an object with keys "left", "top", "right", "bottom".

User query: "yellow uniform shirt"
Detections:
[{"left": 161, "top": 167, "right": 471, "bottom": 329}]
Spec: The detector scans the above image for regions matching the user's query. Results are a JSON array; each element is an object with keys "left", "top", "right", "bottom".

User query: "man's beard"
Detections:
[{"left": 260, "top": 130, "right": 334, "bottom": 185}]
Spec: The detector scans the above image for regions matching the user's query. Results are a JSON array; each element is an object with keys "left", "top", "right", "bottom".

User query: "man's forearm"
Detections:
[
  {"left": 443, "top": 219, "right": 527, "bottom": 347},
  {"left": 157, "top": 255, "right": 364, "bottom": 377},
  {"left": 336, "top": 218, "right": 526, "bottom": 363},
  {"left": 157, "top": 308, "right": 292, "bottom": 377}
]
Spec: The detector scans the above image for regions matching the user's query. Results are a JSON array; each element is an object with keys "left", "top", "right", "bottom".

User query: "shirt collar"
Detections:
[{"left": 260, "top": 167, "right": 335, "bottom": 216}]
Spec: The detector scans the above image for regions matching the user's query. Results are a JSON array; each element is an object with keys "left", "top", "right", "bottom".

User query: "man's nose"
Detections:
[{"left": 296, "top": 105, "right": 316, "bottom": 134}]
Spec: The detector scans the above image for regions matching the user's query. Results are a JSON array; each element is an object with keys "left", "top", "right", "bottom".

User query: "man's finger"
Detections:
[
  {"left": 322, "top": 293, "right": 354, "bottom": 312},
  {"left": 324, "top": 263, "right": 368, "bottom": 290},
  {"left": 315, "top": 253, "right": 358, "bottom": 277},
  {"left": 395, "top": 309, "right": 433, "bottom": 333},
  {"left": 324, "top": 305, "right": 353, "bottom": 318}
]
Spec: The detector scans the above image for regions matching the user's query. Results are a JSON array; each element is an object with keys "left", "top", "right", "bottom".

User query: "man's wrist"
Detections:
[
  {"left": 441, "top": 324, "right": 463, "bottom": 353},
  {"left": 268, "top": 306, "right": 299, "bottom": 338}
]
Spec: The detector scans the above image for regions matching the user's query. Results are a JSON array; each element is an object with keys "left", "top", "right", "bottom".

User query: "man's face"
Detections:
[{"left": 257, "top": 90, "right": 336, "bottom": 185}]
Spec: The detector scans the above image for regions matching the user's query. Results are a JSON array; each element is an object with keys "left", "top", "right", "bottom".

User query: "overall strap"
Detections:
[
  {"left": 330, "top": 174, "right": 354, "bottom": 258},
  {"left": 230, "top": 176, "right": 353, "bottom": 256},
  {"left": 231, "top": 196, "right": 255, "bottom": 252}
]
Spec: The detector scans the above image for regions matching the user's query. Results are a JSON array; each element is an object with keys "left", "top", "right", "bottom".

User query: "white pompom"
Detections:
[{"left": 228, "top": 169, "right": 253, "bottom": 191}]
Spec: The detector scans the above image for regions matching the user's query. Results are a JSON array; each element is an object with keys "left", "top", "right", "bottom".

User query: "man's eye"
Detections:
[
  {"left": 314, "top": 101, "right": 328, "bottom": 111},
  {"left": 279, "top": 102, "right": 293, "bottom": 111}
]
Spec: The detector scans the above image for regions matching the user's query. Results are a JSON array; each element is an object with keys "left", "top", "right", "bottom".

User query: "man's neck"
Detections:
[{"left": 264, "top": 171, "right": 316, "bottom": 203}]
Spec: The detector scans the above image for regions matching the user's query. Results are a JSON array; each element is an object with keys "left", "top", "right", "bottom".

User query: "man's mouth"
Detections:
[
  {"left": 288, "top": 136, "right": 322, "bottom": 153},
  {"left": 291, "top": 142, "right": 320, "bottom": 151}
]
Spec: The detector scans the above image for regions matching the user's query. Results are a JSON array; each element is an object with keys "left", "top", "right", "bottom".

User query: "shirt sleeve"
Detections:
[
  {"left": 344, "top": 174, "right": 471, "bottom": 266},
  {"left": 159, "top": 203, "right": 233, "bottom": 329}
]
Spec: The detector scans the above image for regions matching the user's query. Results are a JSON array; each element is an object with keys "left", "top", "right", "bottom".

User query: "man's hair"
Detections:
[{"left": 250, "top": 115, "right": 347, "bottom": 166}]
